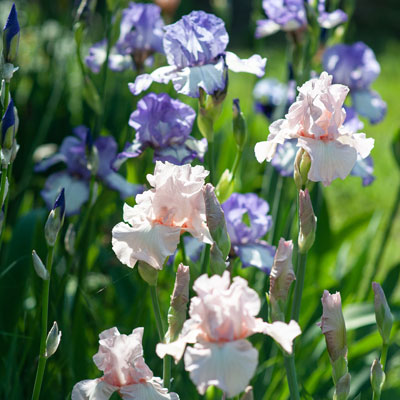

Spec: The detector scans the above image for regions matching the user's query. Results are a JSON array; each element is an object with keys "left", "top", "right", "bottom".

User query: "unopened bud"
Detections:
[
  {"left": 203, "top": 184, "right": 230, "bottom": 259},
  {"left": 215, "top": 169, "right": 234, "bottom": 203},
  {"left": 1, "top": 98, "right": 15, "bottom": 150},
  {"left": 232, "top": 98, "right": 247, "bottom": 150},
  {"left": 372, "top": 282, "right": 393, "bottom": 344},
  {"left": 240, "top": 386, "right": 254, "bottom": 400},
  {"left": 64, "top": 223, "right": 76, "bottom": 255},
  {"left": 2, "top": 4, "right": 20, "bottom": 64},
  {"left": 32, "top": 250, "right": 49, "bottom": 280},
  {"left": 45, "top": 188, "right": 66, "bottom": 247},
  {"left": 269, "top": 238, "right": 296, "bottom": 321},
  {"left": 334, "top": 371, "right": 351, "bottom": 400},
  {"left": 138, "top": 261, "right": 158, "bottom": 286},
  {"left": 318, "top": 290, "right": 347, "bottom": 363},
  {"left": 165, "top": 264, "right": 190, "bottom": 342},
  {"left": 45, "top": 321, "right": 61, "bottom": 358},
  {"left": 370, "top": 359, "right": 385, "bottom": 397},
  {"left": 294, "top": 148, "right": 311, "bottom": 190},
  {"left": 298, "top": 189, "right": 316, "bottom": 253}
]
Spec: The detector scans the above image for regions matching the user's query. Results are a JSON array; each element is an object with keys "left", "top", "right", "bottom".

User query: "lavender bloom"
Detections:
[
  {"left": 113, "top": 93, "right": 206, "bottom": 169},
  {"left": 116, "top": 3, "right": 164, "bottom": 59},
  {"left": 35, "top": 126, "right": 142, "bottom": 216},
  {"left": 323, "top": 42, "right": 387, "bottom": 124},
  {"left": 253, "top": 77, "right": 296, "bottom": 121},
  {"left": 167, "top": 235, "right": 205, "bottom": 266},
  {"left": 2, "top": 3, "right": 20, "bottom": 63},
  {"left": 85, "top": 3, "right": 164, "bottom": 73},
  {"left": 256, "top": 0, "right": 346, "bottom": 38},
  {"left": 85, "top": 40, "right": 133, "bottom": 74},
  {"left": 129, "top": 11, "right": 266, "bottom": 98},
  {"left": 271, "top": 139, "right": 298, "bottom": 177},
  {"left": 221, "top": 193, "right": 275, "bottom": 273}
]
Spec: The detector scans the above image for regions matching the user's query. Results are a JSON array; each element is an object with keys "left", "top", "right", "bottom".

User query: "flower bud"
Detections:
[
  {"left": 203, "top": 183, "right": 230, "bottom": 259},
  {"left": 298, "top": 189, "right": 316, "bottom": 254},
  {"left": 45, "top": 188, "right": 66, "bottom": 247},
  {"left": 2, "top": 4, "right": 20, "bottom": 64},
  {"left": 1, "top": 98, "right": 15, "bottom": 150},
  {"left": 334, "top": 371, "right": 351, "bottom": 400},
  {"left": 138, "top": 261, "right": 158, "bottom": 286},
  {"left": 372, "top": 282, "right": 393, "bottom": 344},
  {"left": 269, "top": 238, "right": 296, "bottom": 321},
  {"left": 232, "top": 99, "right": 247, "bottom": 150},
  {"left": 294, "top": 148, "right": 311, "bottom": 190},
  {"left": 240, "top": 386, "right": 254, "bottom": 400},
  {"left": 215, "top": 169, "right": 234, "bottom": 203},
  {"left": 318, "top": 290, "right": 347, "bottom": 363},
  {"left": 370, "top": 359, "right": 385, "bottom": 397},
  {"left": 45, "top": 321, "right": 61, "bottom": 358},
  {"left": 32, "top": 250, "right": 49, "bottom": 280},
  {"left": 165, "top": 264, "right": 190, "bottom": 343}
]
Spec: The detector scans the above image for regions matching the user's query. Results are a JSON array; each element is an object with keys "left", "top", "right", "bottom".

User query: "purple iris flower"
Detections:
[
  {"left": 35, "top": 126, "right": 142, "bottom": 216},
  {"left": 323, "top": 42, "right": 386, "bottom": 124},
  {"left": 85, "top": 3, "right": 164, "bottom": 73},
  {"left": 253, "top": 77, "right": 296, "bottom": 121},
  {"left": 167, "top": 235, "right": 205, "bottom": 267},
  {"left": 221, "top": 193, "right": 275, "bottom": 273},
  {"left": 113, "top": 93, "right": 207, "bottom": 169},
  {"left": 129, "top": 10, "right": 266, "bottom": 98},
  {"left": 256, "top": 0, "right": 346, "bottom": 38}
]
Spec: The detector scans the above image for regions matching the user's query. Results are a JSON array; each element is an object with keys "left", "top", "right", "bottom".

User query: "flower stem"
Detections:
[
  {"left": 381, "top": 342, "right": 388, "bottom": 371},
  {"left": 291, "top": 252, "right": 307, "bottom": 321},
  {"left": 31, "top": 245, "right": 55, "bottom": 400},
  {"left": 231, "top": 149, "right": 242, "bottom": 178},
  {"left": 150, "top": 285, "right": 171, "bottom": 390},
  {"left": 207, "top": 140, "right": 215, "bottom": 184},
  {"left": 2, "top": 81, "right": 10, "bottom": 115},
  {"left": 283, "top": 354, "right": 300, "bottom": 400},
  {"left": 201, "top": 243, "right": 211, "bottom": 276},
  {"left": 180, "top": 235, "right": 187, "bottom": 266},
  {"left": 0, "top": 165, "right": 9, "bottom": 253}
]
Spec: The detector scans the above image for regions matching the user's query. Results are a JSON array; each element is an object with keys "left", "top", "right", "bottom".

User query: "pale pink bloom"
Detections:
[
  {"left": 72, "top": 327, "right": 179, "bottom": 400},
  {"left": 156, "top": 272, "right": 301, "bottom": 397},
  {"left": 318, "top": 290, "right": 347, "bottom": 362},
  {"left": 255, "top": 71, "right": 374, "bottom": 186},
  {"left": 112, "top": 161, "right": 213, "bottom": 270}
]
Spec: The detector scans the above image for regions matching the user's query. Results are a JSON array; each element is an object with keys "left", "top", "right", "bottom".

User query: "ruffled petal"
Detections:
[
  {"left": 262, "top": 320, "right": 301, "bottom": 354},
  {"left": 184, "top": 340, "right": 258, "bottom": 397},
  {"left": 255, "top": 19, "right": 281, "bottom": 38},
  {"left": 318, "top": 10, "right": 348, "bottom": 29},
  {"left": 172, "top": 59, "right": 226, "bottom": 98},
  {"left": 119, "top": 378, "right": 179, "bottom": 400},
  {"left": 297, "top": 137, "right": 357, "bottom": 186},
  {"left": 352, "top": 89, "right": 387, "bottom": 124},
  {"left": 225, "top": 51, "right": 266, "bottom": 78},
  {"left": 337, "top": 132, "right": 374, "bottom": 159},
  {"left": 41, "top": 172, "right": 89, "bottom": 216},
  {"left": 111, "top": 220, "right": 181, "bottom": 269},
  {"left": 71, "top": 378, "right": 117, "bottom": 400},
  {"left": 128, "top": 66, "right": 177, "bottom": 96},
  {"left": 234, "top": 241, "right": 275, "bottom": 274}
]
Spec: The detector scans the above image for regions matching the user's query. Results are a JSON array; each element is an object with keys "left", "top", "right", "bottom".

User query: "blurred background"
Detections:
[{"left": 0, "top": 0, "right": 399, "bottom": 399}]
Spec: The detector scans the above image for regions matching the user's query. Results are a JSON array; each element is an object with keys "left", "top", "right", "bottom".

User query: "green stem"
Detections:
[
  {"left": 372, "top": 390, "right": 381, "bottom": 400},
  {"left": 32, "top": 245, "right": 55, "bottom": 400},
  {"left": 0, "top": 165, "right": 8, "bottom": 207},
  {"left": 201, "top": 244, "right": 211, "bottom": 276},
  {"left": 291, "top": 252, "right": 307, "bottom": 321},
  {"left": 180, "top": 235, "right": 187, "bottom": 266},
  {"left": 283, "top": 354, "right": 300, "bottom": 400},
  {"left": 381, "top": 342, "right": 388, "bottom": 371},
  {"left": 0, "top": 165, "right": 11, "bottom": 253},
  {"left": 2, "top": 81, "right": 10, "bottom": 115},
  {"left": 149, "top": 285, "right": 171, "bottom": 390},
  {"left": 207, "top": 140, "right": 215, "bottom": 184},
  {"left": 231, "top": 149, "right": 242, "bottom": 178},
  {"left": 268, "top": 174, "right": 284, "bottom": 245}
]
